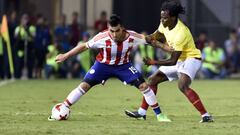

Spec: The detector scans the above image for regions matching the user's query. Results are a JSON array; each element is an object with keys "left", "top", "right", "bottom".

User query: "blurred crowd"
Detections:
[{"left": 0, "top": 11, "right": 240, "bottom": 80}]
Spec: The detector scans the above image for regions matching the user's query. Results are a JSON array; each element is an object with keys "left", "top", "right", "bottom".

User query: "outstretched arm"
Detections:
[
  {"left": 143, "top": 51, "right": 182, "bottom": 66},
  {"left": 55, "top": 42, "right": 88, "bottom": 63},
  {"left": 149, "top": 40, "right": 174, "bottom": 52}
]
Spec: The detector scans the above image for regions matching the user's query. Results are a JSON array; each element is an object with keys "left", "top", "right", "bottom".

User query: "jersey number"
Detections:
[{"left": 129, "top": 66, "right": 138, "bottom": 74}]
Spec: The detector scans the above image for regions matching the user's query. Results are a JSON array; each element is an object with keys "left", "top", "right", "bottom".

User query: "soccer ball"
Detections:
[{"left": 50, "top": 103, "right": 70, "bottom": 120}]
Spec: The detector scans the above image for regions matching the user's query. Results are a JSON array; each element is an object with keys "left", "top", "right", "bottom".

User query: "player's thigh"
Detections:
[
  {"left": 83, "top": 62, "right": 111, "bottom": 87},
  {"left": 114, "top": 64, "right": 144, "bottom": 86},
  {"left": 178, "top": 58, "right": 201, "bottom": 81},
  {"left": 148, "top": 70, "right": 168, "bottom": 85},
  {"left": 158, "top": 65, "right": 178, "bottom": 82}
]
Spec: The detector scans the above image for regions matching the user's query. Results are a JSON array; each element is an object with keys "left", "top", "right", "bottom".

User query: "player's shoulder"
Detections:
[
  {"left": 93, "top": 31, "right": 109, "bottom": 42},
  {"left": 177, "top": 20, "right": 190, "bottom": 33},
  {"left": 127, "top": 30, "right": 144, "bottom": 39}
]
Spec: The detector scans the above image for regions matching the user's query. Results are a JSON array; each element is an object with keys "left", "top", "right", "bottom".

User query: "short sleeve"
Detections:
[
  {"left": 128, "top": 31, "right": 147, "bottom": 46},
  {"left": 86, "top": 32, "right": 108, "bottom": 49},
  {"left": 134, "top": 34, "right": 147, "bottom": 45},
  {"left": 86, "top": 37, "right": 95, "bottom": 48}
]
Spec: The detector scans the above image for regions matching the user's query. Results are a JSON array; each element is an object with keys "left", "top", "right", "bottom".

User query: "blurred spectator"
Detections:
[
  {"left": 90, "top": 11, "right": 108, "bottom": 65},
  {"left": 8, "top": 11, "right": 18, "bottom": 47},
  {"left": 14, "top": 14, "right": 36, "bottom": 79},
  {"left": 224, "top": 29, "right": 240, "bottom": 73},
  {"left": 71, "top": 32, "right": 91, "bottom": 78},
  {"left": 44, "top": 41, "right": 59, "bottom": 79},
  {"left": 237, "top": 24, "right": 240, "bottom": 39},
  {"left": 69, "top": 11, "right": 82, "bottom": 48},
  {"left": 201, "top": 40, "right": 227, "bottom": 79},
  {"left": 195, "top": 31, "right": 208, "bottom": 52},
  {"left": 34, "top": 14, "right": 51, "bottom": 78},
  {"left": 94, "top": 11, "right": 108, "bottom": 33},
  {"left": 0, "top": 29, "right": 4, "bottom": 79},
  {"left": 54, "top": 14, "right": 70, "bottom": 52}
]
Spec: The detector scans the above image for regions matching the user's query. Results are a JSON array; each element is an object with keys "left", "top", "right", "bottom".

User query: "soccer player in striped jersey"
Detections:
[
  {"left": 125, "top": 0, "right": 214, "bottom": 123},
  {"left": 48, "top": 14, "right": 172, "bottom": 122}
]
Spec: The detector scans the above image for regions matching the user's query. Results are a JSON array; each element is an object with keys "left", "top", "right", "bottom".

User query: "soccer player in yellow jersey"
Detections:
[{"left": 125, "top": 0, "right": 214, "bottom": 123}]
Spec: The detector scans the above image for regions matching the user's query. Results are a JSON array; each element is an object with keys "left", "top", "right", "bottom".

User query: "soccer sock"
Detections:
[
  {"left": 140, "top": 85, "right": 158, "bottom": 110},
  {"left": 183, "top": 88, "right": 207, "bottom": 115},
  {"left": 64, "top": 86, "right": 86, "bottom": 107},
  {"left": 138, "top": 107, "right": 147, "bottom": 116},
  {"left": 141, "top": 87, "right": 161, "bottom": 115}
]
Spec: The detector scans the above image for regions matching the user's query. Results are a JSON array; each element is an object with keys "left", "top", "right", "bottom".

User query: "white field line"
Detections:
[
  {"left": 11, "top": 112, "right": 240, "bottom": 117},
  {"left": 13, "top": 112, "right": 128, "bottom": 116}
]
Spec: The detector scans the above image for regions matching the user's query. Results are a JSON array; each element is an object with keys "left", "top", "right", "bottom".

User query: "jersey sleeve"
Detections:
[
  {"left": 86, "top": 33, "right": 101, "bottom": 49},
  {"left": 86, "top": 37, "right": 95, "bottom": 48},
  {"left": 86, "top": 32, "right": 108, "bottom": 49},
  {"left": 128, "top": 31, "right": 147, "bottom": 45},
  {"left": 134, "top": 34, "right": 147, "bottom": 45}
]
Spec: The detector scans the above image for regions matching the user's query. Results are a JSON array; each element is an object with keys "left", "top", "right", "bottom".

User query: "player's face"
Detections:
[
  {"left": 160, "top": 10, "right": 172, "bottom": 27},
  {"left": 108, "top": 24, "right": 124, "bottom": 42}
]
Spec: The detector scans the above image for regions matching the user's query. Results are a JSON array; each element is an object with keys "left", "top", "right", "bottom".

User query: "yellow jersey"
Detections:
[{"left": 158, "top": 19, "right": 201, "bottom": 61}]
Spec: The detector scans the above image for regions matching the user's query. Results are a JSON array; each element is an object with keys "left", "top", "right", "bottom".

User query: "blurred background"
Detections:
[{"left": 0, "top": 0, "right": 240, "bottom": 80}]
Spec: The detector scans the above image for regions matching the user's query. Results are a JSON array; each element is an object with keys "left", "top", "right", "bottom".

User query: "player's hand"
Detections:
[
  {"left": 55, "top": 54, "right": 68, "bottom": 63},
  {"left": 143, "top": 57, "right": 157, "bottom": 65}
]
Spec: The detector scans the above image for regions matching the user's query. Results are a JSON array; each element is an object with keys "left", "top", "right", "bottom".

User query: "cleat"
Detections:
[
  {"left": 200, "top": 115, "right": 214, "bottom": 123},
  {"left": 157, "top": 113, "right": 172, "bottom": 122},
  {"left": 48, "top": 116, "right": 57, "bottom": 121},
  {"left": 125, "top": 110, "right": 146, "bottom": 120}
]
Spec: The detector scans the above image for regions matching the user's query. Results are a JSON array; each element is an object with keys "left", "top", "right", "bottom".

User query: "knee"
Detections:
[
  {"left": 138, "top": 82, "right": 148, "bottom": 91},
  {"left": 148, "top": 76, "right": 157, "bottom": 86},
  {"left": 178, "top": 82, "right": 188, "bottom": 93},
  {"left": 79, "top": 82, "right": 91, "bottom": 92}
]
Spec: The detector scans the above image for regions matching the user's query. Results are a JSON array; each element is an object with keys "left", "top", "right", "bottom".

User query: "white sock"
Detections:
[
  {"left": 64, "top": 86, "right": 86, "bottom": 107},
  {"left": 138, "top": 107, "right": 147, "bottom": 116},
  {"left": 201, "top": 112, "right": 210, "bottom": 117},
  {"left": 141, "top": 87, "right": 157, "bottom": 106}
]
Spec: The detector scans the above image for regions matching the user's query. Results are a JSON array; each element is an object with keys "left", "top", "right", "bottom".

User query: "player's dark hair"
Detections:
[
  {"left": 161, "top": 0, "right": 185, "bottom": 17},
  {"left": 109, "top": 14, "right": 122, "bottom": 27}
]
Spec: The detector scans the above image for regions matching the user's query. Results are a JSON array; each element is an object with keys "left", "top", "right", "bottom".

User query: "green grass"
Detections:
[{"left": 0, "top": 79, "right": 240, "bottom": 135}]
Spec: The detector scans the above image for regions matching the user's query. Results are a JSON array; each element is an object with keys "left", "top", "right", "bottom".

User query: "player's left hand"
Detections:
[{"left": 143, "top": 57, "right": 157, "bottom": 65}]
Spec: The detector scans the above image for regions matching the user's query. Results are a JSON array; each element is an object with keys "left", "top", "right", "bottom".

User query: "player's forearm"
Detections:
[
  {"left": 65, "top": 42, "right": 88, "bottom": 58},
  {"left": 154, "top": 59, "right": 177, "bottom": 66},
  {"left": 152, "top": 52, "right": 180, "bottom": 66},
  {"left": 149, "top": 40, "right": 164, "bottom": 48}
]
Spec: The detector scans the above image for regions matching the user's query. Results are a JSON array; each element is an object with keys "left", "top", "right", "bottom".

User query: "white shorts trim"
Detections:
[{"left": 159, "top": 58, "right": 202, "bottom": 81}]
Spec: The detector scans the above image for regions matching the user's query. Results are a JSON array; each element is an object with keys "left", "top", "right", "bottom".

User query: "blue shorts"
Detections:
[{"left": 83, "top": 61, "right": 144, "bottom": 85}]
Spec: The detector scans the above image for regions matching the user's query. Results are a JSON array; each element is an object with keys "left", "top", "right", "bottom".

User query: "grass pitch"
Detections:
[{"left": 0, "top": 79, "right": 240, "bottom": 135}]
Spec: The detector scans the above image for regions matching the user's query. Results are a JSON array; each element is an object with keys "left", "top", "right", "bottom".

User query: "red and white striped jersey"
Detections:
[{"left": 86, "top": 30, "right": 147, "bottom": 65}]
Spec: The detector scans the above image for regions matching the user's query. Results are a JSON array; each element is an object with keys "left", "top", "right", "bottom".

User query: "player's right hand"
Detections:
[
  {"left": 143, "top": 57, "right": 157, "bottom": 65},
  {"left": 55, "top": 54, "right": 67, "bottom": 63}
]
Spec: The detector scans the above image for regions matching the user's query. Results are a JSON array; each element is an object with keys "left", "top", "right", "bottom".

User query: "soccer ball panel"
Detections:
[{"left": 51, "top": 103, "right": 70, "bottom": 120}]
